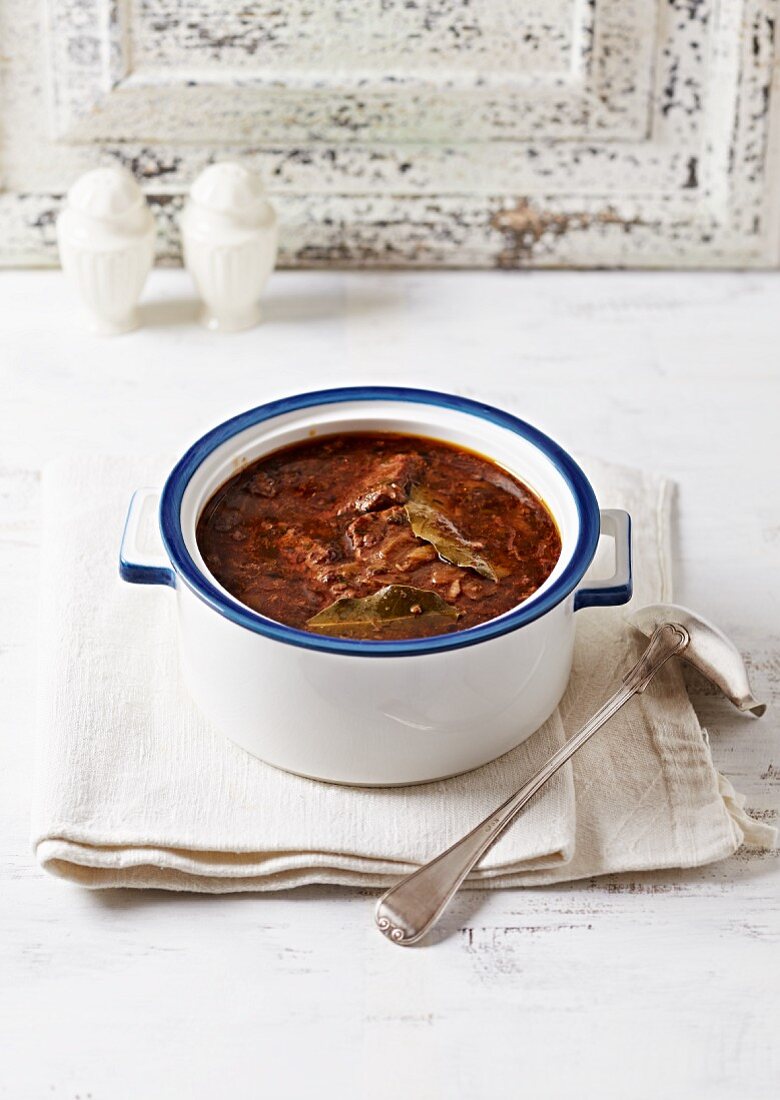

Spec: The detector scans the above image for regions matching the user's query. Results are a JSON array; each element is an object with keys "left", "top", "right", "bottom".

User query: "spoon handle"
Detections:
[{"left": 375, "top": 623, "right": 688, "bottom": 946}]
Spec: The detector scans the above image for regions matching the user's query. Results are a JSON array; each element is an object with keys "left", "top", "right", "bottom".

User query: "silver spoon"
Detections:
[{"left": 375, "top": 604, "right": 765, "bottom": 946}]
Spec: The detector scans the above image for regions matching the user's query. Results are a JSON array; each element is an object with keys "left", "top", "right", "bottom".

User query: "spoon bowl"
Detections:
[{"left": 631, "top": 603, "right": 766, "bottom": 716}]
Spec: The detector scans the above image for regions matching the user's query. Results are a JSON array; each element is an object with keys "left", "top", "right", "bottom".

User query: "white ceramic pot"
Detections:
[{"left": 120, "top": 388, "right": 632, "bottom": 786}]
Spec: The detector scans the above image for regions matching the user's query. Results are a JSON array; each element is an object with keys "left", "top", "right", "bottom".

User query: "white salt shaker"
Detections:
[
  {"left": 180, "top": 162, "right": 278, "bottom": 332},
  {"left": 56, "top": 166, "right": 155, "bottom": 335}
]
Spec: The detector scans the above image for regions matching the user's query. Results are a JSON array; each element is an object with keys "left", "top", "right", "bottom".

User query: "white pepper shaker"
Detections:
[
  {"left": 56, "top": 166, "right": 155, "bottom": 335},
  {"left": 180, "top": 162, "right": 278, "bottom": 332}
]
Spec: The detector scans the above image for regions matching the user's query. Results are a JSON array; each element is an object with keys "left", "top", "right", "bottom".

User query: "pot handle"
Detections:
[
  {"left": 573, "top": 509, "right": 632, "bottom": 611},
  {"left": 119, "top": 488, "right": 175, "bottom": 588}
]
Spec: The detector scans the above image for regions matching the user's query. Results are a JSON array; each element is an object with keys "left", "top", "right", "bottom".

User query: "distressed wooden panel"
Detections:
[
  {"left": 47, "top": 0, "right": 657, "bottom": 142},
  {"left": 0, "top": 0, "right": 779, "bottom": 266},
  {"left": 135, "top": 0, "right": 581, "bottom": 72}
]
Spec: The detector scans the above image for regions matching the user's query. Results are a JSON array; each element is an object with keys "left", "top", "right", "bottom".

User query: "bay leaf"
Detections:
[
  {"left": 404, "top": 486, "right": 498, "bottom": 581},
  {"left": 307, "top": 584, "right": 459, "bottom": 633}
]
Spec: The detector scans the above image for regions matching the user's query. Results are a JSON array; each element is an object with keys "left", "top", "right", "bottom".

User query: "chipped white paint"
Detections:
[
  {"left": 0, "top": 269, "right": 778, "bottom": 1098},
  {"left": 1, "top": 0, "right": 779, "bottom": 266},
  {"left": 49, "top": 0, "right": 655, "bottom": 143}
]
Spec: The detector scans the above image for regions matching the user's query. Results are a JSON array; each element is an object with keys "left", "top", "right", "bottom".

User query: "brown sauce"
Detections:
[{"left": 196, "top": 432, "right": 561, "bottom": 640}]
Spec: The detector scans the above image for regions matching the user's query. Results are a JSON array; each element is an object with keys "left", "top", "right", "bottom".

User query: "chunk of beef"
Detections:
[
  {"left": 345, "top": 507, "right": 437, "bottom": 581},
  {"left": 351, "top": 483, "right": 408, "bottom": 514},
  {"left": 276, "top": 527, "right": 341, "bottom": 569},
  {"left": 212, "top": 509, "right": 242, "bottom": 533},
  {"left": 244, "top": 472, "right": 278, "bottom": 498},
  {"left": 339, "top": 453, "right": 426, "bottom": 515},
  {"left": 271, "top": 525, "right": 360, "bottom": 598}
]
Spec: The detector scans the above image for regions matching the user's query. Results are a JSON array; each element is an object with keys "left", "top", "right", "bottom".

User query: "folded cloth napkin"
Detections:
[{"left": 32, "top": 455, "right": 774, "bottom": 891}]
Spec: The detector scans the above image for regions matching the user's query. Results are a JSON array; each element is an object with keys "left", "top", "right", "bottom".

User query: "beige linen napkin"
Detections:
[{"left": 32, "top": 456, "right": 773, "bottom": 891}]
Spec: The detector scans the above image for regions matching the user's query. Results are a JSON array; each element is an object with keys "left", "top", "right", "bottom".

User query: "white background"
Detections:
[{"left": 1, "top": 268, "right": 778, "bottom": 1098}]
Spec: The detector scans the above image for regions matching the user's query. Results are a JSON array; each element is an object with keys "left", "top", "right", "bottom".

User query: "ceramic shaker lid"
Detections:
[
  {"left": 188, "top": 162, "right": 275, "bottom": 226},
  {"left": 66, "top": 166, "right": 147, "bottom": 228}
]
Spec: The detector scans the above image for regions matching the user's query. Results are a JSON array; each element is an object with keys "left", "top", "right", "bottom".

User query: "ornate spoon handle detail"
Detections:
[{"left": 375, "top": 623, "right": 689, "bottom": 946}]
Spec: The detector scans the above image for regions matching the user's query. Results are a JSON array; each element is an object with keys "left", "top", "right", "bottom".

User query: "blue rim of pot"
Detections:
[{"left": 159, "top": 386, "right": 602, "bottom": 657}]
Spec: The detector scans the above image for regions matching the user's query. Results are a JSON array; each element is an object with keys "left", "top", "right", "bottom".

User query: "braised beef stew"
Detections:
[{"left": 196, "top": 433, "right": 561, "bottom": 640}]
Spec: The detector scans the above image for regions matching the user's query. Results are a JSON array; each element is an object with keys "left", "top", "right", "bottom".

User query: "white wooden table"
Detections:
[{"left": 1, "top": 269, "right": 778, "bottom": 1099}]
